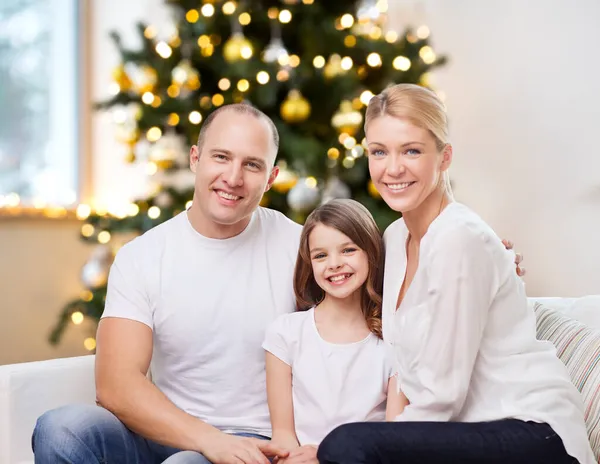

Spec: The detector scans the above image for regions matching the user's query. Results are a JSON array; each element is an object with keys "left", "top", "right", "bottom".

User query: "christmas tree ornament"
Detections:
[
  {"left": 287, "top": 178, "right": 320, "bottom": 212},
  {"left": 112, "top": 65, "right": 131, "bottom": 91},
  {"left": 321, "top": 176, "right": 351, "bottom": 204},
  {"left": 368, "top": 179, "right": 381, "bottom": 198},
  {"left": 223, "top": 32, "right": 253, "bottom": 62},
  {"left": 172, "top": 60, "right": 201, "bottom": 91},
  {"left": 148, "top": 131, "right": 188, "bottom": 169},
  {"left": 280, "top": 90, "right": 311, "bottom": 123},
  {"left": 323, "top": 54, "right": 345, "bottom": 79},
  {"left": 262, "top": 21, "right": 289, "bottom": 64},
  {"left": 354, "top": 0, "right": 385, "bottom": 36},
  {"left": 331, "top": 100, "right": 363, "bottom": 136},
  {"left": 125, "top": 63, "right": 158, "bottom": 94},
  {"left": 80, "top": 245, "right": 114, "bottom": 289},
  {"left": 272, "top": 161, "right": 298, "bottom": 193}
]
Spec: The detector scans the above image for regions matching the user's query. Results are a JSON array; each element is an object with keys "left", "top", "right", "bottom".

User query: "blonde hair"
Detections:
[
  {"left": 293, "top": 199, "right": 384, "bottom": 339},
  {"left": 365, "top": 84, "right": 452, "bottom": 194}
]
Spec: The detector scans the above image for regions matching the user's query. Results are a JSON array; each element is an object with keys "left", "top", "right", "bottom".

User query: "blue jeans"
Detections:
[
  {"left": 32, "top": 404, "right": 269, "bottom": 463},
  {"left": 317, "top": 419, "right": 578, "bottom": 464}
]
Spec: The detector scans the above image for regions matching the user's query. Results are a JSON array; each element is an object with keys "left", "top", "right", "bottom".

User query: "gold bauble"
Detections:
[
  {"left": 126, "top": 64, "right": 158, "bottom": 94},
  {"left": 368, "top": 180, "right": 381, "bottom": 199},
  {"left": 112, "top": 65, "right": 132, "bottom": 91},
  {"left": 324, "top": 54, "right": 344, "bottom": 79},
  {"left": 272, "top": 162, "right": 298, "bottom": 193},
  {"left": 223, "top": 33, "right": 253, "bottom": 62},
  {"left": 280, "top": 90, "right": 311, "bottom": 123},
  {"left": 331, "top": 100, "right": 363, "bottom": 136},
  {"left": 172, "top": 60, "right": 201, "bottom": 91}
]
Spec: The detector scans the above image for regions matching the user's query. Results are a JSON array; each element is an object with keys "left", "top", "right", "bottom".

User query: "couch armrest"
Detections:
[{"left": 0, "top": 355, "right": 96, "bottom": 464}]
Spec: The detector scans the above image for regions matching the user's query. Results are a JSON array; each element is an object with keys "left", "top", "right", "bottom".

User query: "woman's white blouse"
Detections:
[{"left": 383, "top": 202, "right": 594, "bottom": 464}]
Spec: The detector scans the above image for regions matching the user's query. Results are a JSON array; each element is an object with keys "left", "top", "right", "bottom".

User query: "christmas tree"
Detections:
[{"left": 50, "top": 0, "right": 447, "bottom": 347}]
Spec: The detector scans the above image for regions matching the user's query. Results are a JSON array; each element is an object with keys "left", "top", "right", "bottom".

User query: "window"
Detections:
[{"left": 0, "top": 0, "right": 80, "bottom": 211}]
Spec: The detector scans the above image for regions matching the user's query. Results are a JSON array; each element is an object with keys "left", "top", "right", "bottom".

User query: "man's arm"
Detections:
[{"left": 96, "top": 318, "right": 287, "bottom": 464}]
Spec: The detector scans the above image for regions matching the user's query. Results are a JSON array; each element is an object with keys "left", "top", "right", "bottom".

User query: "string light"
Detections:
[
  {"left": 276, "top": 69, "right": 290, "bottom": 81},
  {"left": 240, "top": 44, "right": 253, "bottom": 59},
  {"left": 167, "top": 112, "right": 180, "bottom": 125},
  {"left": 155, "top": 42, "right": 172, "bottom": 59},
  {"left": 71, "top": 311, "right": 84, "bottom": 325},
  {"left": 237, "top": 79, "right": 250, "bottom": 92},
  {"left": 393, "top": 56, "right": 411, "bottom": 71},
  {"left": 218, "top": 78, "right": 231, "bottom": 90},
  {"left": 150, "top": 96, "right": 162, "bottom": 108},
  {"left": 84, "top": 338, "right": 96, "bottom": 351},
  {"left": 81, "top": 224, "right": 95, "bottom": 237},
  {"left": 97, "top": 231, "right": 111, "bottom": 244},
  {"left": 313, "top": 56, "right": 325, "bottom": 68},
  {"left": 76, "top": 204, "right": 91, "bottom": 220},
  {"left": 146, "top": 161, "right": 158, "bottom": 175},
  {"left": 289, "top": 55, "right": 301, "bottom": 67},
  {"left": 222, "top": 1, "right": 236, "bottom": 14},
  {"left": 302, "top": 0, "right": 314, "bottom": 3},
  {"left": 327, "top": 148, "right": 340, "bottom": 160},
  {"left": 212, "top": 94, "right": 225, "bottom": 106},
  {"left": 341, "top": 56, "right": 353, "bottom": 70},
  {"left": 343, "top": 157, "right": 355, "bottom": 168},
  {"left": 417, "top": 25, "right": 430, "bottom": 39},
  {"left": 360, "top": 90, "right": 374, "bottom": 105},
  {"left": 343, "top": 136, "right": 357, "bottom": 149},
  {"left": 186, "top": 9, "right": 199, "bottom": 23},
  {"left": 385, "top": 31, "right": 398, "bottom": 43},
  {"left": 146, "top": 127, "right": 162, "bottom": 142},
  {"left": 256, "top": 71, "right": 270, "bottom": 84},
  {"left": 142, "top": 92, "right": 155, "bottom": 105},
  {"left": 279, "top": 10, "right": 292, "bottom": 23},
  {"left": 267, "top": 7, "right": 279, "bottom": 19},
  {"left": 366, "top": 52, "right": 382, "bottom": 67},
  {"left": 197, "top": 35, "right": 211, "bottom": 48},
  {"left": 239, "top": 12, "right": 251, "bottom": 25},
  {"left": 305, "top": 177, "right": 317, "bottom": 188},
  {"left": 148, "top": 206, "right": 161, "bottom": 219},
  {"left": 186, "top": 200, "right": 193, "bottom": 209},
  {"left": 81, "top": 291, "right": 93, "bottom": 302},
  {"left": 189, "top": 111, "right": 202, "bottom": 124},
  {"left": 344, "top": 35, "right": 357, "bottom": 47},
  {"left": 340, "top": 14, "right": 354, "bottom": 28},
  {"left": 144, "top": 26, "right": 157, "bottom": 39},
  {"left": 419, "top": 46, "right": 436, "bottom": 64},
  {"left": 127, "top": 203, "right": 140, "bottom": 216},
  {"left": 201, "top": 4, "right": 215, "bottom": 17}
]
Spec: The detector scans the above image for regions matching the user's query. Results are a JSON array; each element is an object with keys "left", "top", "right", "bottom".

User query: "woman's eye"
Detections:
[
  {"left": 370, "top": 149, "right": 385, "bottom": 157},
  {"left": 405, "top": 148, "right": 421, "bottom": 156}
]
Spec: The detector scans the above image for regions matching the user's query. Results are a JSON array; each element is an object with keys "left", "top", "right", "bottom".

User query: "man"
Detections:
[{"left": 32, "top": 104, "right": 301, "bottom": 463}]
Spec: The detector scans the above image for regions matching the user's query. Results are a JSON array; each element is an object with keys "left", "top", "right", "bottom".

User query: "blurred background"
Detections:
[{"left": 1, "top": 0, "right": 599, "bottom": 366}]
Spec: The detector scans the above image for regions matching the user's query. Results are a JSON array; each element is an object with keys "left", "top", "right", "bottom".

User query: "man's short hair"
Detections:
[{"left": 196, "top": 103, "right": 279, "bottom": 154}]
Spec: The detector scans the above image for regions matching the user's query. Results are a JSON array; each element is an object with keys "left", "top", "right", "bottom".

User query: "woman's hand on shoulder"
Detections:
[{"left": 501, "top": 239, "right": 526, "bottom": 277}]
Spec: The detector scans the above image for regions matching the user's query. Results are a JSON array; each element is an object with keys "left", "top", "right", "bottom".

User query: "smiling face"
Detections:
[
  {"left": 189, "top": 109, "right": 278, "bottom": 237},
  {"left": 366, "top": 115, "right": 451, "bottom": 214},
  {"left": 308, "top": 223, "right": 369, "bottom": 302}
]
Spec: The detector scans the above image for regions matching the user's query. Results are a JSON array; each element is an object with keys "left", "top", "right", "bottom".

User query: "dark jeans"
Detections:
[
  {"left": 317, "top": 419, "right": 578, "bottom": 464},
  {"left": 32, "top": 404, "right": 269, "bottom": 464}
]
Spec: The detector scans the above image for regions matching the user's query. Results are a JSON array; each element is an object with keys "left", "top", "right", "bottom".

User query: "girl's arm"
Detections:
[
  {"left": 386, "top": 375, "right": 409, "bottom": 420},
  {"left": 266, "top": 351, "right": 300, "bottom": 450}
]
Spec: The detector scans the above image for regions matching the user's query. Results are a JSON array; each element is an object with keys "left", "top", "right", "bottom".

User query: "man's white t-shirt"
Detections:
[
  {"left": 262, "top": 308, "right": 392, "bottom": 445},
  {"left": 102, "top": 207, "right": 302, "bottom": 436}
]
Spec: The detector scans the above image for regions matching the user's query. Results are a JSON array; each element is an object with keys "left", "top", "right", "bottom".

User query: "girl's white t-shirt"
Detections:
[{"left": 262, "top": 308, "right": 392, "bottom": 445}]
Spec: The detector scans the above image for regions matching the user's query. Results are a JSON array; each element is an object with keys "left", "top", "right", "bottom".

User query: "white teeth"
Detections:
[
  {"left": 329, "top": 274, "right": 351, "bottom": 282},
  {"left": 387, "top": 182, "right": 414, "bottom": 190},
  {"left": 217, "top": 191, "right": 240, "bottom": 201}
]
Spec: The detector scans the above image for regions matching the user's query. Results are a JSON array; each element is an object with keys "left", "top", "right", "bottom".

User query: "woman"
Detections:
[{"left": 316, "top": 84, "right": 594, "bottom": 463}]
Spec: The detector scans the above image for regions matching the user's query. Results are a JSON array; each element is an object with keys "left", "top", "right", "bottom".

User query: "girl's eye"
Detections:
[
  {"left": 343, "top": 247, "right": 357, "bottom": 254},
  {"left": 313, "top": 253, "right": 326, "bottom": 260}
]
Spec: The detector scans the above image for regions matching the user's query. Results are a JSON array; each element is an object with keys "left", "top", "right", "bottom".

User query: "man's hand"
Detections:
[
  {"left": 201, "top": 432, "right": 290, "bottom": 464},
  {"left": 277, "top": 445, "right": 318, "bottom": 464},
  {"left": 502, "top": 239, "right": 526, "bottom": 277}
]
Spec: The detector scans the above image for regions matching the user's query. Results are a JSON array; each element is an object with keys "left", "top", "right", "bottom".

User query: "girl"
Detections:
[
  {"left": 262, "top": 199, "right": 407, "bottom": 464},
  {"left": 317, "top": 84, "right": 594, "bottom": 463}
]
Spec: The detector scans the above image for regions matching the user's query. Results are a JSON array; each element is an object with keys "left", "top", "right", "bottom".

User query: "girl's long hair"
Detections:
[{"left": 293, "top": 199, "right": 384, "bottom": 339}]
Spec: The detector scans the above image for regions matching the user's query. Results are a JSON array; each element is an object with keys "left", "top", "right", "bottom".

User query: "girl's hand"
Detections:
[
  {"left": 502, "top": 239, "right": 526, "bottom": 276},
  {"left": 281, "top": 445, "right": 318, "bottom": 464}
]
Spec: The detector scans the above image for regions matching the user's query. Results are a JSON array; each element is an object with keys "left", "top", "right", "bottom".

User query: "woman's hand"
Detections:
[
  {"left": 502, "top": 239, "right": 526, "bottom": 276},
  {"left": 277, "top": 444, "right": 318, "bottom": 464}
]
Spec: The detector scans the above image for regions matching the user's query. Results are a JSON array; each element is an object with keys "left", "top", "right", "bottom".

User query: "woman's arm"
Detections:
[
  {"left": 396, "top": 226, "right": 499, "bottom": 423},
  {"left": 266, "top": 351, "right": 300, "bottom": 450},
  {"left": 385, "top": 375, "right": 409, "bottom": 420}
]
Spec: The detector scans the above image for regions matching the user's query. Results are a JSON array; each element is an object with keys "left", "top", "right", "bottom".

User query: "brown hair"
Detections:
[
  {"left": 293, "top": 199, "right": 384, "bottom": 338},
  {"left": 196, "top": 102, "right": 279, "bottom": 152}
]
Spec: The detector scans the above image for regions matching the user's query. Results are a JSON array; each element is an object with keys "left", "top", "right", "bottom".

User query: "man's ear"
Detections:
[
  {"left": 440, "top": 144, "right": 453, "bottom": 172},
  {"left": 265, "top": 165, "right": 280, "bottom": 192},
  {"left": 190, "top": 145, "right": 200, "bottom": 173}
]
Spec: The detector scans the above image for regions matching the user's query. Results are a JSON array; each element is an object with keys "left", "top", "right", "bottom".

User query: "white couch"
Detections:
[{"left": 1, "top": 296, "right": 599, "bottom": 464}]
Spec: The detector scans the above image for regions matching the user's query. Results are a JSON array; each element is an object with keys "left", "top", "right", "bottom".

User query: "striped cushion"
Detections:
[{"left": 535, "top": 302, "right": 600, "bottom": 459}]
